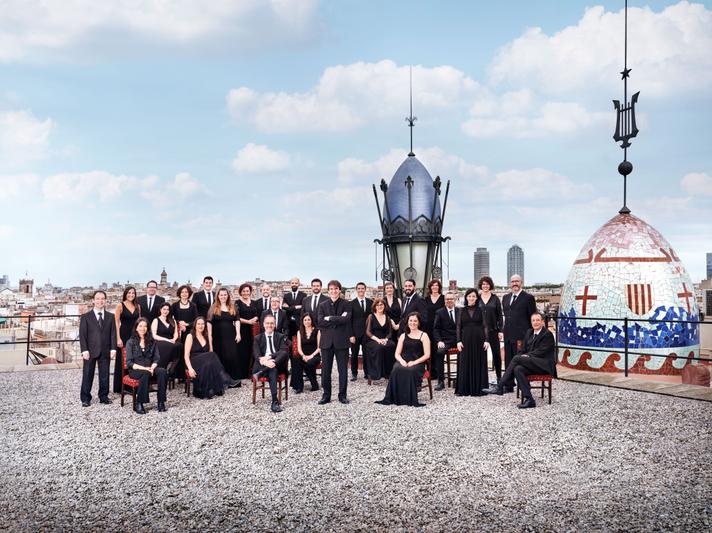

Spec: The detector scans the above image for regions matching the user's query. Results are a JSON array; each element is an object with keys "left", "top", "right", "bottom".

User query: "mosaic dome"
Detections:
[{"left": 558, "top": 213, "right": 700, "bottom": 374}]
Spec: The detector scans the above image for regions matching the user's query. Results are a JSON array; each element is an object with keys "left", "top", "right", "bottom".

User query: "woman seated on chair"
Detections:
[
  {"left": 125, "top": 318, "right": 168, "bottom": 415},
  {"left": 184, "top": 316, "right": 239, "bottom": 399},
  {"left": 291, "top": 312, "right": 321, "bottom": 394},
  {"left": 375, "top": 312, "right": 430, "bottom": 407},
  {"left": 364, "top": 298, "right": 396, "bottom": 381},
  {"left": 151, "top": 302, "right": 183, "bottom": 375}
]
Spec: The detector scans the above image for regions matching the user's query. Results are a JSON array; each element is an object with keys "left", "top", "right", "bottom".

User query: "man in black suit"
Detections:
[
  {"left": 317, "top": 280, "right": 352, "bottom": 405},
  {"left": 255, "top": 283, "right": 272, "bottom": 317},
  {"left": 398, "top": 278, "right": 428, "bottom": 332},
  {"left": 432, "top": 291, "right": 459, "bottom": 391},
  {"left": 137, "top": 280, "right": 165, "bottom": 325},
  {"left": 282, "top": 277, "right": 306, "bottom": 337},
  {"left": 260, "top": 296, "right": 289, "bottom": 336},
  {"left": 79, "top": 290, "right": 117, "bottom": 407},
  {"left": 191, "top": 275, "right": 215, "bottom": 318},
  {"left": 489, "top": 312, "right": 556, "bottom": 408},
  {"left": 253, "top": 315, "right": 289, "bottom": 413},
  {"left": 349, "top": 281, "right": 373, "bottom": 381},
  {"left": 301, "top": 278, "right": 327, "bottom": 319},
  {"left": 501, "top": 274, "right": 537, "bottom": 392}
]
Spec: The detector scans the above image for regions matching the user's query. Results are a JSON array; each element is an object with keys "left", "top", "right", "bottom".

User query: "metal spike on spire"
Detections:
[
  {"left": 405, "top": 66, "right": 417, "bottom": 157},
  {"left": 612, "top": 0, "right": 640, "bottom": 215}
]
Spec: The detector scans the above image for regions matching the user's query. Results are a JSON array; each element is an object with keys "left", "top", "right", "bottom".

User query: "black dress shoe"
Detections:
[
  {"left": 339, "top": 397, "right": 350, "bottom": 405},
  {"left": 434, "top": 381, "right": 445, "bottom": 391},
  {"left": 310, "top": 384, "right": 320, "bottom": 392},
  {"left": 99, "top": 398, "right": 113, "bottom": 404},
  {"left": 134, "top": 403, "right": 146, "bottom": 415},
  {"left": 227, "top": 380, "right": 241, "bottom": 388},
  {"left": 318, "top": 397, "right": 330, "bottom": 405},
  {"left": 294, "top": 389, "right": 303, "bottom": 394},
  {"left": 485, "top": 385, "right": 504, "bottom": 395},
  {"left": 350, "top": 374, "right": 357, "bottom": 382},
  {"left": 518, "top": 397, "right": 536, "bottom": 409},
  {"left": 81, "top": 401, "right": 90, "bottom": 407},
  {"left": 157, "top": 402, "right": 167, "bottom": 412},
  {"left": 271, "top": 401, "right": 282, "bottom": 413}
]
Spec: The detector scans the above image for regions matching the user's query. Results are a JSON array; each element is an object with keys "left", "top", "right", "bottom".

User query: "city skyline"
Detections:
[
  {"left": 1, "top": 1, "right": 711, "bottom": 287},
  {"left": 473, "top": 247, "right": 490, "bottom": 285}
]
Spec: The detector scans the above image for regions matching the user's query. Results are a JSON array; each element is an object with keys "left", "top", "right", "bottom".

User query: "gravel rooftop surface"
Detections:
[{"left": 0, "top": 369, "right": 710, "bottom": 532}]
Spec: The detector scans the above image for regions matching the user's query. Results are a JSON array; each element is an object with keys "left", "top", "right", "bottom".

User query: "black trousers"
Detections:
[
  {"left": 350, "top": 335, "right": 368, "bottom": 377},
  {"left": 291, "top": 353, "right": 321, "bottom": 391},
  {"left": 80, "top": 356, "right": 110, "bottom": 403},
  {"left": 128, "top": 367, "right": 167, "bottom": 404},
  {"left": 321, "top": 347, "right": 349, "bottom": 401},
  {"left": 503, "top": 338, "right": 523, "bottom": 371},
  {"left": 253, "top": 361, "right": 279, "bottom": 402},
  {"left": 499, "top": 355, "right": 550, "bottom": 399},
  {"left": 435, "top": 341, "right": 456, "bottom": 382}
]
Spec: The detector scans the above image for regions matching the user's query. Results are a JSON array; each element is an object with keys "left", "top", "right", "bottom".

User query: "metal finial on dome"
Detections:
[
  {"left": 613, "top": 0, "right": 640, "bottom": 215},
  {"left": 405, "top": 66, "right": 417, "bottom": 157}
]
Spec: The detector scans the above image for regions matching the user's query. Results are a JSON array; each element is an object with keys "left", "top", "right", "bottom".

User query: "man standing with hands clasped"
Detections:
[
  {"left": 79, "top": 290, "right": 117, "bottom": 407},
  {"left": 317, "top": 280, "right": 352, "bottom": 405},
  {"left": 501, "top": 274, "right": 537, "bottom": 392}
]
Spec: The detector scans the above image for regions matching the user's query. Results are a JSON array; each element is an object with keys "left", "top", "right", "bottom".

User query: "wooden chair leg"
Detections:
[
  {"left": 132, "top": 389, "right": 136, "bottom": 409},
  {"left": 278, "top": 381, "right": 282, "bottom": 404},
  {"left": 261, "top": 382, "right": 265, "bottom": 399},
  {"left": 252, "top": 380, "right": 257, "bottom": 404},
  {"left": 121, "top": 386, "right": 125, "bottom": 407},
  {"left": 541, "top": 382, "right": 545, "bottom": 399},
  {"left": 428, "top": 377, "right": 433, "bottom": 400},
  {"left": 548, "top": 381, "right": 552, "bottom": 405}
]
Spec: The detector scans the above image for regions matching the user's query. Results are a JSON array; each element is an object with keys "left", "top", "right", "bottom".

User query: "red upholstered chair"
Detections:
[
  {"left": 516, "top": 374, "right": 553, "bottom": 404},
  {"left": 251, "top": 373, "right": 288, "bottom": 405},
  {"left": 445, "top": 347, "right": 459, "bottom": 388},
  {"left": 120, "top": 347, "right": 169, "bottom": 407},
  {"left": 292, "top": 336, "right": 322, "bottom": 378},
  {"left": 421, "top": 359, "right": 434, "bottom": 400}
]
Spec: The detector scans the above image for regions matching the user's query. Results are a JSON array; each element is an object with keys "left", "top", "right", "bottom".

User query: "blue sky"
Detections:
[{"left": 1, "top": 0, "right": 711, "bottom": 288}]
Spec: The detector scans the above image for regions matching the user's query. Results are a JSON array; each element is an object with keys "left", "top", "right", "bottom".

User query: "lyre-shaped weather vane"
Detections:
[
  {"left": 613, "top": 0, "right": 640, "bottom": 215},
  {"left": 405, "top": 66, "right": 417, "bottom": 156}
]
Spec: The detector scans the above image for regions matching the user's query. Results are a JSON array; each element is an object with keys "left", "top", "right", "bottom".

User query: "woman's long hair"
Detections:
[
  {"left": 191, "top": 316, "right": 207, "bottom": 339},
  {"left": 300, "top": 312, "right": 316, "bottom": 338},
  {"left": 405, "top": 311, "right": 421, "bottom": 333},
  {"left": 464, "top": 288, "right": 479, "bottom": 307},
  {"left": 212, "top": 287, "right": 236, "bottom": 317},
  {"left": 158, "top": 302, "right": 175, "bottom": 328},
  {"left": 130, "top": 317, "right": 155, "bottom": 349},
  {"left": 122, "top": 286, "right": 136, "bottom": 303}
]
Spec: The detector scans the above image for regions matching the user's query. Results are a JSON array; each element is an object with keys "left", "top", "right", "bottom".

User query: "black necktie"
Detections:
[
  {"left": 449, "top": 309, "right": 454, "bottom": 323},
  {"left": 264, "top": 298, "right": 268, "bottom": 309},
  {"left": 274, "top": 312, "right": 278, "bottom": 327},
  {"left": 148, "top": 297, "right": 153, "bottom": 311},
  {"left": 405, "top": 297, "right": 411, "bottom": 310},
  {"left": 361, "top": 300, "right": 365, "bottom": 312},
  {"left": 511, "top": 294, "right": 517, "bottom": 305},
  {"left": 208, "top": 292, "right": 212, "bottom": 306},
  {"left": 312, "top": 296, "right": 317, "bottom": 310},
  {"left": 98, "top": 312, "right": 104, "bottom": 329},
  {"left": 268, "top": 336, "right": 274, "bottom": 354}
]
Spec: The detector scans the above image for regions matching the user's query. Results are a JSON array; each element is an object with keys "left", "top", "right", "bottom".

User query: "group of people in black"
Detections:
[{"left": 79, "top": 273, "right": 557, "bottom": 414}]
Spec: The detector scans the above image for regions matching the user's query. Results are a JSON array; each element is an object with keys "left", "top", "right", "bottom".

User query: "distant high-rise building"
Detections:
[
  {"left": 473, "top": 247, "right": 490, "bottom": 285},
  {"left": 707, "top": 252, "right": 712, "bottom": 280},
  {"left": 507, "top": 244, "right": 524, "bottom": 282},
  {"left": 0, "top": 274, "right": 9, "bottom": 290}
]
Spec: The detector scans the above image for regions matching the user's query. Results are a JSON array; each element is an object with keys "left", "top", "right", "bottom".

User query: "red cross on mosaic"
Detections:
[
  {"left": 575, "top": 285, "right": 598, "bottom": 316},
  {"left": 677, "top": 283, "right": 693, "bottom": 313}
]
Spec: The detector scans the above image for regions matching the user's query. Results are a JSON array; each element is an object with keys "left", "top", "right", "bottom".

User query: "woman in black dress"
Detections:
[
  {"left": 171, "top": 284, "right": 198, "bottom": 344},
  {"left": 184, "top": 317, "right": 238, "bottom": 399},
  {"left": 235, "top": 283, "right": 258, "bottom": 379},
  {"left": 456, "top": 288, "right": 490, "bottom": 396},
  {"left": 478, "top": 276, "right": 503, "bottom": 382},
  {"left": 208, "top": 288, "right": 242, "bottom": 383},
  {"left": 113, "top": 286, "right": 140, "bottom": 393},
  {"left": 383, "top": 281, "right": 402, "bottom": 347},
  {"left": 150, "top": 302, "right": 183, "bottom": 372},
  {"left": 425, "top": 279, "right": 445, "bottom": 373},
  {"left": 364, "top": 298, "right": 395, "bottom": 381},
  {"left": 292, "top": 312, "right": 321, "bottom": 393},
  {"left": 376, "top": 312, "right": 431, "bottom": 407}
]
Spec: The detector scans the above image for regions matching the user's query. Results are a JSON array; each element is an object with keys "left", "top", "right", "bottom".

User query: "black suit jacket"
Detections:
[
  {"left": 517, "top": 328, "right": 557, "bottom": 377},
  {"left": 283, "top": 290, "right": 306, "bottom": 320},
  {"left": 259, "top": 309, "right": 290, "bottom": 336},
  {"left": 399, "top": 293, "right": 428, "bottom": 332},
  {"left": 302, "top": 293, "right": 328, "bottom": 318},
  {"left": 317, "top": 298, "right": 352, "bottom": 350},
  {"left": 433, "top": 306, "right": 459, "bottom": 345},
  {"left": 502, "top": 291, "right": 537, "bottom": 341},
  {"left": 79, "top": 310, "right": 117, "bottom": 359},
  {"left": 350, "top": 297, "right": 373, "bottom": 339},
  {"left": 253, "top": 332, "right": 289, "bottom": 369},
  {"left": 255, "top": 296, "right": 272, "bottom": 317},
  {"left": 191, "top": 290, "right": 215, "bottom": 318},
  {"left": 137, "top": 294, "right": 165, "bottom": 324}
]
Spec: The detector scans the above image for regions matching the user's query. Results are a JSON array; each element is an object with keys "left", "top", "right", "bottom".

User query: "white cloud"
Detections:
[
  {"left": 462, "top": 89, "right": 609, "bottom": 138},
  {"left": 0, "top": 0, "right": 320, "bottom": 62},
  {"left": 681, "top": 172, "right": 712, "bottom": 196},
  {"left": 0, "top": 110, "right": 53, "bottom": 164},
  {"left": 0, "top": 173, "right": 39, "bottom": 199},
  {"left": 489, "top": 168, "right": 592, "bottom": 200},
  {"left": 0, "top": 225, "right": 13, "bottom": 239},
  {"left": 227, "top": 60, "right": 481, "bottom": 133},
  {"left": 232, "top": 143, "right": 291, "bottom": 174},
  {"left": 489, "top": 2, "right": 712, "bottom": 97}
]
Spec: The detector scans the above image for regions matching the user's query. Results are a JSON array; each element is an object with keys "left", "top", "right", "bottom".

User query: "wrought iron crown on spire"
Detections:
[{"left": 613, "top": 0, "right": 640, "bottom": 215}]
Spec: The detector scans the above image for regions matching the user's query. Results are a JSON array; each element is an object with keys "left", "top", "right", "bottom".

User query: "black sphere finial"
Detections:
[{"left": 618, "top": 160, "right": 633, "bottom": 177}]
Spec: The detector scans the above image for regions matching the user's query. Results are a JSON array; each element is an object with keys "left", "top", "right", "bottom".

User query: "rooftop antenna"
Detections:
[
  {"left": 405, "top": 66, "right": 417, "bottom": 156},
  {"left": 613, "top": 0, "right": 640, "bottom": 215}
]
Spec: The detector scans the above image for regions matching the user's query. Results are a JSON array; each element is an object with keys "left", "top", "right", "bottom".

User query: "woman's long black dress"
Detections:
[
  {"left": 154, "top": 319, "right": 182, "bottom": 369},
  {"left": 365, "top": 313, "right": 395, "bottom": 380},
  {"left": 291, "top": 329, "right": 321, "bottom": 392},
  {"left": 210, "top": 310, "right": 241, "bottom": 380},
  {"left": 114, "top": 302, "right": 139, "bottom": 393},
  {"left": 171, "top": 302, "right": 198, "bottom": 343},
  {"left": 384, "top": 296, "right": 402, "bottom": 348},
  {"left": 456, "top": 306, "right": 489, "bottom": 396},
  {"left": 376, "top": 333, "right": 427, "bottom": 407},
  {"left": 188, "top": 334, "right": 232, "bottom": 399},
  {"left": 479, "top": 293, "right": 503, "bottom": 380},
  {"left": 236, "top": 299, "right": 257, "bottom": 379}
]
